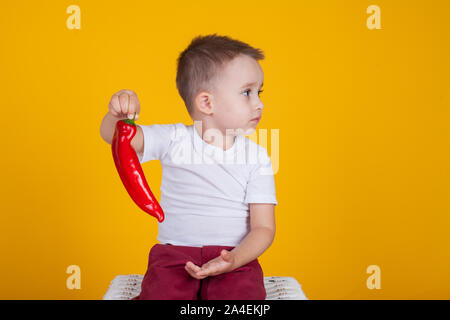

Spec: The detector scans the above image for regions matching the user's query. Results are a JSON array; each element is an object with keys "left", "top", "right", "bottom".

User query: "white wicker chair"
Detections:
[{"left": 103, "top": 274, "right": 308, "bottom": 300}]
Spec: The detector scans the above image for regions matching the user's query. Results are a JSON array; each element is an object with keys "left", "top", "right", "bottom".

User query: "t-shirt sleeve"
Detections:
[
  {"left": 244, "top": 148, "right": 278, "bottom": 206},
  {"left": 135, "top": 123, "right": 176, "bottom": 164}
]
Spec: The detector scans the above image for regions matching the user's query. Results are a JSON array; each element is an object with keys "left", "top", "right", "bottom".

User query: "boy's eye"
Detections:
[{"left": 243, "top": 89, "right": 264, "bottom": 97}]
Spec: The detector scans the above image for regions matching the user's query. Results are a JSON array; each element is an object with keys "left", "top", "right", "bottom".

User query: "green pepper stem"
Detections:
[{"left": 122, "top": 112, "right": 137, "bottom": 126}]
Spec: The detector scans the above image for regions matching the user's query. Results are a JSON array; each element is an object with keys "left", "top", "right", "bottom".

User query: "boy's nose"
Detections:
[{"left": 255, "top": 101, "right": 264, "bottom": 111}]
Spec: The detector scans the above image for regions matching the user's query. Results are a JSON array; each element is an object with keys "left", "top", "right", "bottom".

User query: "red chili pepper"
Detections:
[{"left": 111, "top": 113, "right": 164, "bottom": 222}]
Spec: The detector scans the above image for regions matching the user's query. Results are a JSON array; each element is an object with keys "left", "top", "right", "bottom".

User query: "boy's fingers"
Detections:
[
  {"left": 118, "top": 92, "right": 130, "bottom": 114},
  {"left": 185, "top": 264, "right": 203, "bottom": 279},
  {"left": 113, "top": 89, "right": 134, "bottom": 97},
  {"left": 129, "top": 94, "right": 140, "bottom": 117},
  {"left": 185, "top": 261, "right": 210, "bottom": 279},
  {"left": 109, "top": 96, "right": 121, "bottom": 115},
  {"left": 109, "top": 90, "right": 139, "bottom": 118},
  {"left": 127, "top": 107, "right": 134, "bottom": 118},
  {"left": 184, "top": 265, "right": 196, "bottom": 278},
  {"left": 191, "top": 262, "right": 202, "bottom": 272}
]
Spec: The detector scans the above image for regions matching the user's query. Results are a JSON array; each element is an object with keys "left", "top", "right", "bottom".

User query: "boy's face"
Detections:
[{"left": 209, "top": 54, "right": 264, "bottom": 136}]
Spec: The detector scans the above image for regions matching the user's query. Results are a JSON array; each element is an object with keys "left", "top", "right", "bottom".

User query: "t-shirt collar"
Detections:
[{"left": 192, "top": 125, "right": 240, "bottom": 162}]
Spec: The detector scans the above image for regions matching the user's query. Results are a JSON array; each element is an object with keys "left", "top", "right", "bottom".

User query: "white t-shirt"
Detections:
[{"left": 136, "top": 123, "right": 278, "bottom": 247}]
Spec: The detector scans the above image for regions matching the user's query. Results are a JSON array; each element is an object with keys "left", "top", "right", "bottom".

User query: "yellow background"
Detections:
[{"left": 1, "top": 0, "right": 449, "bottom": 299}]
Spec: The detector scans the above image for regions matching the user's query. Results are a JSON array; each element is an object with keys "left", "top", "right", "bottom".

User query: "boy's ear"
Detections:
[{"left": 194, "top": 91, "right": 214, "bottom": 115}]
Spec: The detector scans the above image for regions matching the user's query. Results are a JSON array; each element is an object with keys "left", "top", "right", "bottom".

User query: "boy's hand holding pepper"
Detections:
[
  {"left": 184, "top": 250, "right": 236, "bottom": 279},
  {"left": 108, "top": 89, "right": 141, "bottom": 120}
]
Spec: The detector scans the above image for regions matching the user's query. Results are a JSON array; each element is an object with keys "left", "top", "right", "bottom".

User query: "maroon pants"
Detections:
[{"left": 131, "top": 243, "right": 266, "bottom": 300}]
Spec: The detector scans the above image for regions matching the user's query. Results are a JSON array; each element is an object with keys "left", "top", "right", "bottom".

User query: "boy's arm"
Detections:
[
  {"left": 230, "top": 203, "right": 276, "bottom": 270},
  {"left": 99, "top": 111, "right": 144, "bottom": 155}
]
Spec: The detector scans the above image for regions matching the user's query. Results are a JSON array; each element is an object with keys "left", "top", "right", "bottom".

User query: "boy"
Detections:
[{"left": 100, "top": 34, "right": 277, "bottom": 300}]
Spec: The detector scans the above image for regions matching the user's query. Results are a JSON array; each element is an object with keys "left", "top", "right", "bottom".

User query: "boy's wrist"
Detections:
[{"left": 229, "top": 248, "right": 242, "bottom": 271}]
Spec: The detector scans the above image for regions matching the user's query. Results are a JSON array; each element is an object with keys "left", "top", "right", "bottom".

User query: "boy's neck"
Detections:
[{"left": 193, "top": 120, "right": 236, "bottom": 151}]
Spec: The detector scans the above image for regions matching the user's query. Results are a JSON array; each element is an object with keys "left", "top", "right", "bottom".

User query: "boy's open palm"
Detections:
[{"left": 185, "top": 249, "right": 236, "bottom": 279}]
